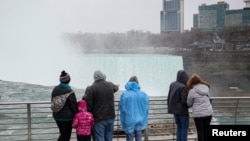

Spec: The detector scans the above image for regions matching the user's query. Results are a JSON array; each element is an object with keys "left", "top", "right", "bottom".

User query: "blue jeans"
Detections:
[
  {"left": 126, "top": 130, "right": 142, "bottom": 141},
  {"left": 174, "top": 114, "right": 189, "bottom": 141},
  {"left": 92, "top": 118, "right": 114, "bottom": 141}
]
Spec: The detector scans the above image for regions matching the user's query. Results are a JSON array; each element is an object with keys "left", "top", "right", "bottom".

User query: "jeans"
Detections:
[
  {"left": 126, "top": 130, "right": 142, "bottom": 141},
  {"left": 92, "top": 118, "right": 114, "bottom": 141},
  {"left": 174, "top": 114, "right": 189, "bottom": 141},
  {"left": 194, "top": 116, "right": 212, "bottom": 141}
]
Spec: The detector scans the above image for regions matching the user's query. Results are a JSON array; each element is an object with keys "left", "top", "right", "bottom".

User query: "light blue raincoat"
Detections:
[{"left": 119, "top": 82, "right": 149, "bottom": 134}]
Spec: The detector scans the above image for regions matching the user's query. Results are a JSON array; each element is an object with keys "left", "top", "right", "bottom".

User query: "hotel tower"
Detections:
[{"left": 160, "top": 0, "right": 184, "bottom": 33}]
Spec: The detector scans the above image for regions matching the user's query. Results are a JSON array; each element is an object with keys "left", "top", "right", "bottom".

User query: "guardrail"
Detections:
[{"left": 0, "top": 97, "right": 250, "bottom": 141}]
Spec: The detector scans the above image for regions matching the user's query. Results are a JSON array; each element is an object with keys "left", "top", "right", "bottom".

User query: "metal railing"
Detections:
[{"left": 1, "top": 97, "right": 250, "bottom": 141}]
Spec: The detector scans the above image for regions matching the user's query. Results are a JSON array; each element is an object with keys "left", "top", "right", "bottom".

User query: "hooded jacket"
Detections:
[
  {"left": 83, "top": 70, "right": 119, "bottom": 122},
  {"left": 167, "top": 70, "right": 189, "bottom": 114},
  {"left": 72, "top": 100, "right": 94, "bottom": 135},
  {"left": 119, "top": 82, "right": 149, "bottom": 134},
  {"left": 187, "top": 84, "right": 213, "bottom": 117}
]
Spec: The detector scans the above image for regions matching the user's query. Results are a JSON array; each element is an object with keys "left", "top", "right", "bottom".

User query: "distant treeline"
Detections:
[{"left": 62, "top": 25, "right": 250, "bottom": 53}]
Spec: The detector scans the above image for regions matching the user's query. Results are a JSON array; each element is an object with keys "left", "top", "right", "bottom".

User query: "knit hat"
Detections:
[
  {"left": 94, "top": 70, "right": 106, "bottom": 81},
  {"left": 129, "top": 76, "right": 139, "bottom": 84},
  {"left": 60, "top": 70, "right": 71, "bottom": 83}
]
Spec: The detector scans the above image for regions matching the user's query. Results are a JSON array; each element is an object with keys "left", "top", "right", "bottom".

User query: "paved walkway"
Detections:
[{"left": 71, "top": 134, "right": 197, "bottom": 141}]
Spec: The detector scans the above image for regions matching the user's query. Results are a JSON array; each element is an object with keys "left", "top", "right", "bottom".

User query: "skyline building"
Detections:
[
  {"left": 199, "top": 2, "right": 229, "bottom": 31},
  {"left": 245, "top": 0, "right": 250, "bottom": 7},
  {"left": 193, "top": 1, "right": 250, "bottom": 31},
  {"left": 160, "top": 0, "right": 184, "bottom": 33}
]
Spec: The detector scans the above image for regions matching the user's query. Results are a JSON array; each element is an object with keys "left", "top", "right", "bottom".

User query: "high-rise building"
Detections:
[
  {"left": 198, "top": 2, "right": 229, "bottom": 31},
  {"left": 160, "top": 0, "right": 184, "bottom": 33},
  {"left": 223, "top": 0, "right": 250, "bottom": 28},
  {"left": 193, "top": 14, "right": 199, "bottom": 28},
  {"left": 245, "top": 0, "right": 250, "bottom": 7},
  {"left": 243, "top": 0, "right": 250, "bottom": 24},
  {"left": 225, "top": 9, "right": 243, "bottom": 27},
  {"left": 193, "top": 0, "right": 250, "bottom": 31}
]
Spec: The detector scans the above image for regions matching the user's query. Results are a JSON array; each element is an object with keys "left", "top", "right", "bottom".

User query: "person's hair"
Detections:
[{"left": 186, "top": 74, "right": 210, "bottom": 92}]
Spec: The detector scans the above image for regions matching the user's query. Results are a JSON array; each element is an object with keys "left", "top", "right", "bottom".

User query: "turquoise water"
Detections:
[
  {"left": 70, "top": 54, "right": 183, "bottom": 96},
  {"left": 0, "top": 54, "right": 183, "bottom": 97}
]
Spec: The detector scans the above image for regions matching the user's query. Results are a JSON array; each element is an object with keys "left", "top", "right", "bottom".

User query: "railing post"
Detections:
[
  {"left": 144, "top": 128, "right": 148, "bottom": 141},
  {"left": 27, "top": 104, "right": 32, "bottom": 141},
  {"left": 116, "top": 110, "right": 119, "bottom": 141},
  {"left": 172, "top": 119, "right": 175, "bottom": 141},
  {"left": 235, "top": 98, "right": 240, "bottom": 124}
]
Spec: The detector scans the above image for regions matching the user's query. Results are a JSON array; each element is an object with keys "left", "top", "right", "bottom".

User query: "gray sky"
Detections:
[
  {"left": 48, "top": 0, "right": 245, "bottom": 33},
  {"left": 0, "top": 0, "right": 246, "bottom": 34}
]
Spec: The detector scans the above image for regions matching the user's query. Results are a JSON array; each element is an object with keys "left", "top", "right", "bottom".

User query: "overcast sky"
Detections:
[{"left": 0, "top": 0, "right": 246, "bottom": 34}]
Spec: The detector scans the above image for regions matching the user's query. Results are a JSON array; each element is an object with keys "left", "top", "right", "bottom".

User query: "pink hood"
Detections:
[{"left": 78, "top": 100, "right": 87, "bottom": 112}]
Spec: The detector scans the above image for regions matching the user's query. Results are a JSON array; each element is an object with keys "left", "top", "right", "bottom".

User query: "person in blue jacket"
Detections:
[{"left": 119, "top": 76, "right": 149, "bottom": 141}]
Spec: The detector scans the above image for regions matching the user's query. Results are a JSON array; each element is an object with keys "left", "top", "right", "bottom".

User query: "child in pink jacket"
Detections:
[{"left": 72, "top": 100, "right": 94, "bottom": 141}]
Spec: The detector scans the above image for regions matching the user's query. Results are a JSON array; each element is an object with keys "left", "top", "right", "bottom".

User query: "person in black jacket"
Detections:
[
  {"left": 167, "top": 70, "right": 189, "bottom": 141},
  {"left": 51, "top": 70, "right": 78, "bottom": 141},
  {"left": 83, "top": 70, "right": 119, "bottom": 141}
]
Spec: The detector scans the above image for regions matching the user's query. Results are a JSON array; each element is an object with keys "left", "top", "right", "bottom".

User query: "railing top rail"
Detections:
[
  {"left": 1, "top": 96, "right": 250, "bottom": 105},
  {"left": 0, "top": 101, "right": 51, "bottom": 105},
  {"left": 210, "top": 97, "right": 250, "bottom": 99}
]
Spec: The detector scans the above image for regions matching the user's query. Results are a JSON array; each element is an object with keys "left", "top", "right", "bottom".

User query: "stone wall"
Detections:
[{"left": 178, "top": 51, "right": 250, "bottom": 96}]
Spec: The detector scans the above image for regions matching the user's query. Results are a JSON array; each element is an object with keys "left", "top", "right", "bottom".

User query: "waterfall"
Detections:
[{"left": 68, "top": 54, "right": 183, "bottom": 96}]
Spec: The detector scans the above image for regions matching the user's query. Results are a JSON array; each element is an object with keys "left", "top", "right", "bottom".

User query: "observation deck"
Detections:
[{"left": 1, "top": 96, "right": 250, "bottom": 141}]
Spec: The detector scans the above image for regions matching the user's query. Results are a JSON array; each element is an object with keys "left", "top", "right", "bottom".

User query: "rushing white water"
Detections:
[
  {"left": 62, "top": 54, "right": 183, "bottom": 96},
  {"left": 0, "top": 54, "right": 183, "bottom": 96}
]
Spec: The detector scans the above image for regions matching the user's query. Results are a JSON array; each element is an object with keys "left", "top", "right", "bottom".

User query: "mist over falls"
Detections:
[{"left": 0, "top": 1, "right": 81, "bottom": 87}]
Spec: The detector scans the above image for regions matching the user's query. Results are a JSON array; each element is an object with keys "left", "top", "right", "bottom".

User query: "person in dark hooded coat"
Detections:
[
  {"left": 51, "top": 70, "right": 78, "bottom": 141},
  {"left": 167, "top": 70, "right": 189, "bottom": 141}
]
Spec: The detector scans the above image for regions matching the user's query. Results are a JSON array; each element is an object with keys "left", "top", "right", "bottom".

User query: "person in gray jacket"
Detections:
[
  {"left": 167, "top": 70, "right": 189, "bottom": 141},
  {"left": 186, "top": 74, "right": 213, "bottom": 141},
  {"left": 83, "top": 70, "right": 119, "bottom": 141}
]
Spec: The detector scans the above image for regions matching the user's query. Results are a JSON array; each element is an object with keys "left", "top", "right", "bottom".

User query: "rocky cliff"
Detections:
[{"left": 174, "top": 51, "right": 250, "bottom": 96}]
